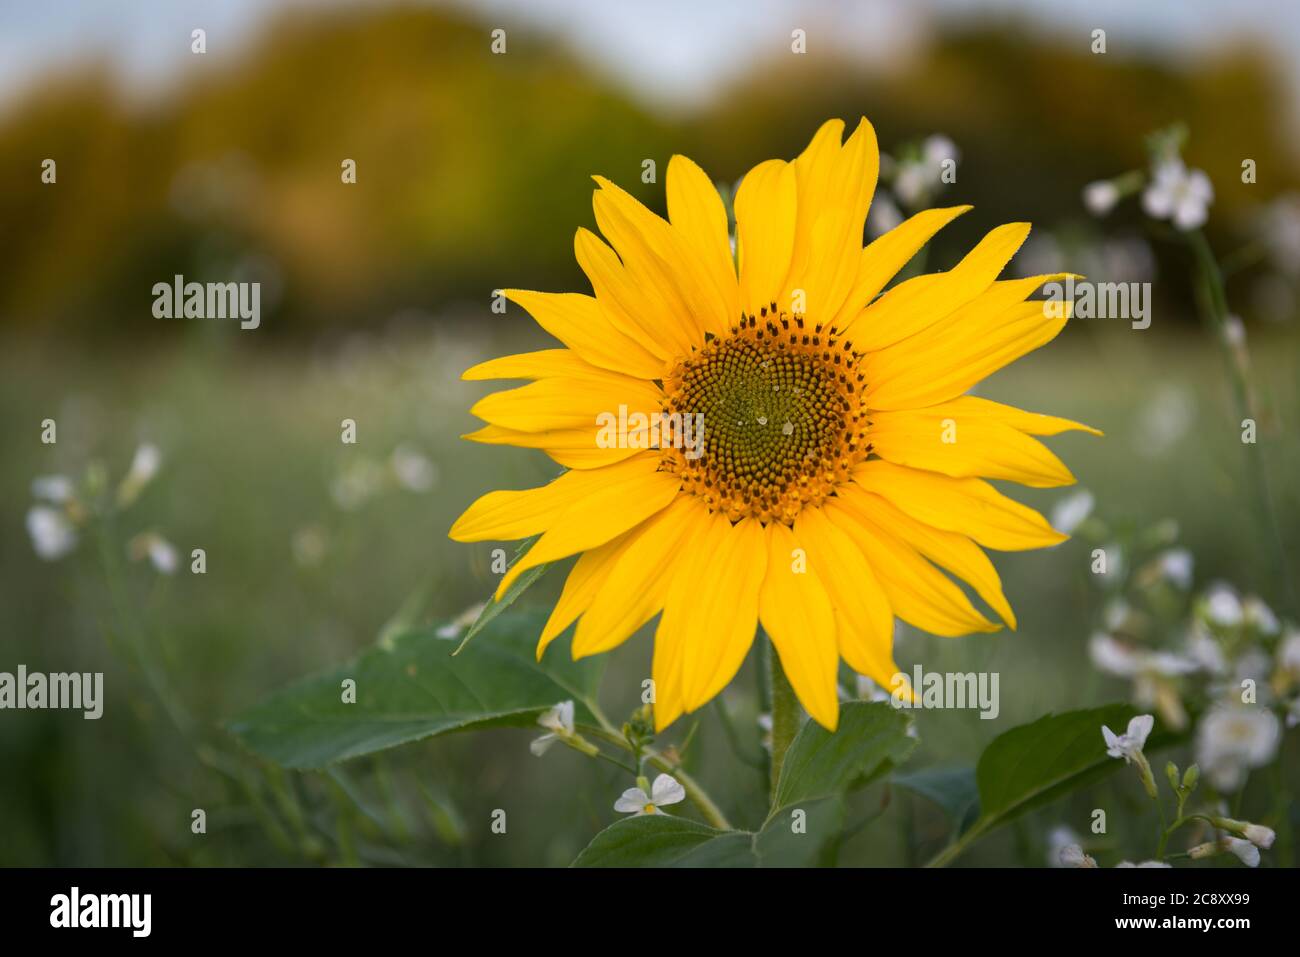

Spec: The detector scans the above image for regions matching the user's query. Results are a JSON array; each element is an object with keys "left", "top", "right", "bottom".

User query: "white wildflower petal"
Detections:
[
  {"left": 1243, "top": 824, "right": 1275, "bottom": 849},
  {"left": 31, "top": 475, "right": 74, "bottom": 503},
  {"left": 614, "top": 787, "right": 651, "bottom": 814},
  {"left": 1156, "top": 548, "right": 1193, "bottom": 589},
  {"left": 1090, "top": 633, "right": 1139, "bottom": 677},
  {"left": 1050, "top": 489, "right": 1094, "bottom": 534},
  {"left": 128, "top": 443, "right": 162, "bottom": 484},
  {"left": 1204, "top": 584, "right": 1244, "bottom": 627},
  {"left": 147, "top": 538, "right": 179, "bottom": 575},
  {"left": 26, "top": 506, "right": 78, "bottom": 560},
  {"left": 1243, "top": 597, "right": 1279, "bottom": 635},
  {"left": 1225, "top": 837, "right": 1260, "bottom": 868},
  {"left": 529, "top": 733, "right": 559, "bottom": 757},
  {"left": 649, "top": 773, "right": 686, "bottom": 807},
  {"left": 1083, "top": 180, "right": 1120, "bottom": 216},
  {"left": 1126, "top": 714, "right": 1154, "bottom": 748},
  {"left": 1059, "top": 844, "right": 1096, "bottom": 868}
]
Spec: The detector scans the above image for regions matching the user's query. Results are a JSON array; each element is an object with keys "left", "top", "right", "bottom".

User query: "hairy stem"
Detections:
[{"left": 768, "top": 641, "right": 801, "bottom": 804}]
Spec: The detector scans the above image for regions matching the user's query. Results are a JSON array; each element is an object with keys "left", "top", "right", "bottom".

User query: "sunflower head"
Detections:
[{"left": 451, "top": 118, "right": 1097, "bottom": 733}]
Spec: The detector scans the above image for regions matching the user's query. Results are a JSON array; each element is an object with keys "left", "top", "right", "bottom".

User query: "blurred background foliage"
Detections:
[
  {"left": 1, "top": 1, "right": 1297, "bottom": 866},
  {"left": 1, "top": 4, "right": 1297, "bottom": 338}
]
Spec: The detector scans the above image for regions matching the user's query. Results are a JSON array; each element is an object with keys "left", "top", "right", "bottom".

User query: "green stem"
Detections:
[
  {"left": 1188, "top": 230, "right": 1296, "bottom": 615},
  {"left": 768, "top": 641, "right": 801, "bottom": 804}
]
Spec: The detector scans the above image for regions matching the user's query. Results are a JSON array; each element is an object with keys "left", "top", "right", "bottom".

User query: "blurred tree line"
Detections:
[{"left": 0, "top": 4, "right": 1293, "bottom": 341}]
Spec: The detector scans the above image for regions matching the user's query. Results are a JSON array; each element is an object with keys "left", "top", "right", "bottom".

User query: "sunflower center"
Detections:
[{"left": 660, "top": 309, "right": 871, "bottom": 524}]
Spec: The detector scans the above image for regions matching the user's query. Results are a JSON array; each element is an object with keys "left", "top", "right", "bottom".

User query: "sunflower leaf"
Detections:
[
  {"left": 572, "top": 815, "right": 756, "bottom": 868},
  {"left": 228, "top": 609, "right": 597, "bottom": 769},
  {"left": 770, "top": 701, "right": 916, "bottom": 815},
  {"left": 927, "top": 703, "right": 1185, "bottom": 865}
]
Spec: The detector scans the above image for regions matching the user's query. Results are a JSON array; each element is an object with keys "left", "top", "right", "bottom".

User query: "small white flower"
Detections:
[
  {"left": 1243, "top": 824, "right": 1275, "bottom": 849},
  {"left": 1203, "top": 583, "right": 1244, "bottom": 628},
  {"left": 128, "top": 532, "right": 178, "bottom": 574},
  {"left": 529, "top": 700, "right": 575, "bottom": 757},
  {"left": 1047, "top": 826, "right": 1081, "bottom": 867},
  {"left": 614, "top": 773, "right": 686, "bottom": 816},
  {"left": 1195, "top": 707, "right": 1280, "bottom": 791},
  {"left": 1187, "top": 628, "right": 1228, "bottom": 675},
  {"left": 127, "top": 443, "right": 162, "bottom": 485},
  {"left": 1083, "top": 180, "right": 1120, "bottom": 216},
  {"left": 1223, "top": 314, "right": 1247, "bottom": 348},
  {"left": 31, "top": 475, "right": 74, "bottom": 503},
  {"left": 922, "top": 134, "right": 959, "bottom": 170},
  {"left": 116, "top": 443, "right": 163, "bottom": 508},
  {"left": 1090, "top": 633, "right": 1139, "bottom": 677},
  {"left": 26, "top": 506, "right": 78, "bottom": 560},
  {"left": 1155, "top": 548, "right": 1193, "bottom": 590},
  {"left": 147, "top": 537, "right": 178, "bottom": 574},
  {"left": 390, "top": 444, "right": 438, "bottom": 493},
  {"left": 1243, "top": 596, "right": 1279, "bottom": 635},
  {"left": 1142, "top": 160, "right": 1213, "bottom": 230},
  {"left": 1102, "top": 714, "right": 1154, "bottom": 763},
  {"left": 1089, "top": 634, "right": 1196, "bottom": 679},
  {"left": 1051, "top": 489, "right": 1094, "bottom": 535},
  {"left": 1059, "top": 843, "right": 1097, "bottom": 868},
  {"left": 1115, "top": 860, "right": 1172, "bottom": 868},
  {"left": 1225, "top": 836, "right": 1260, "bottom": 868},
  {"left": 1276, "top": 628, "right": 1300, "bottom": 676}
]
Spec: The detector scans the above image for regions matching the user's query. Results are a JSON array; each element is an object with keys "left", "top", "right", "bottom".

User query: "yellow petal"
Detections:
[
  {"left": 504, "top": 289, "right": 666, "bottom": 379},
  {"left": 734, "top": 158, "right": 797, "bottom": 314},
  {"left": 449, "top": 453, "right": 660, "bottom": 543},
  {"left": 855, "top": 490, "right": 1017, "bottom": 629},
  {"left": 852, "top": 459, "right": 1067, "bottom": 551},
  {"left": 869, "top": 403, "right": 1078, "bottom": 488},
  {"left": 840, "top": 222, "right": 1032, "bottom": 350},
  {"left": 785, "top": 119, "right": 848, "bottom": 287},
  {"left": 759, "top": 522, "right": 840, "bottom": 731},
  {"left": 572, "top": 495, "right": 706, "bottom": 657},
  {"left": 462, "top": 423, "right": 645, "bottom": 470},
  {"left": 573, "top": 228, "right": 684, "bottom": 359},
  {"left": 827, "top": 493, "right": 1001, "bottom": 637},
  {"left": 678, "top": 515, "right": 767, "bottom": 711},
  {"left": 831, "top": 205, "right": 972, "bottom": 329},
  {"left": 945, "top": 395, "right": 1102, "bottom": 437},
  {"left": 462, "top": 349, "right": 612, "bottom": 382},
  {"left": 493, "top": 467, "right": 681, "bottom": 598},
  {"left": 591, "top": 185, "right": 706, "bottom": 353},
  {"left": 785, "top": 118, "right": 880, "bottom": 319},
  {"left": 537, "top": 529, "right": 636, "bottom": 658},
  {"left": 666, "top": 155, "right": 739, "bottom": 336},
  {"left": 863, "top": 275, "right": 1074, "bottom": 410},
  {"left": 794, "top": 507, "right": 901, "bottom": 690},
  {"left": 469, "top": 374, "right": 663, "bottom": 434}
]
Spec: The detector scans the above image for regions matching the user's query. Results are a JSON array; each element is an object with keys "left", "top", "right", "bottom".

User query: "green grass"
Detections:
[{"left": 1, "top": 318, "right": 1296, "bottom": 865}]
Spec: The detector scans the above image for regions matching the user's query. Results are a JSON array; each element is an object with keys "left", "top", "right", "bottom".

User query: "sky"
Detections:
[{"left": 1, "top": 0, "right": 1298, "bottom": 119}]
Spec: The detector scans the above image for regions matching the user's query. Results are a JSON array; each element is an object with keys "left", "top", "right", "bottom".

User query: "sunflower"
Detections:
[{"left": 450, "top": 117, "right": 1096, "bottom": 733}]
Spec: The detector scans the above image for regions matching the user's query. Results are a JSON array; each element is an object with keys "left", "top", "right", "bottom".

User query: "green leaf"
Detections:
[
  {"left": 572, "top": 799, "right": 849, "bottom": 868},
  {"left": 927, "top": 704, "right": 1184, "bottom": 866},
  {"left": 453, "top": 536, "right": 549, "bottom": 655},
  {"left": 893, "top": 766, "right": 979, "bottom": 837},
  {"left": 772, "top": 701, "right": 916, "bottom": 811},
  {"left": 228, "top": 609, "right": 599, "bottom": 769},
  {"left": 976, "top": 703, "right": 1175, "bottom": 826},
  {"left": 572, "top": 815, "right": 755, "bottom": 868}
]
